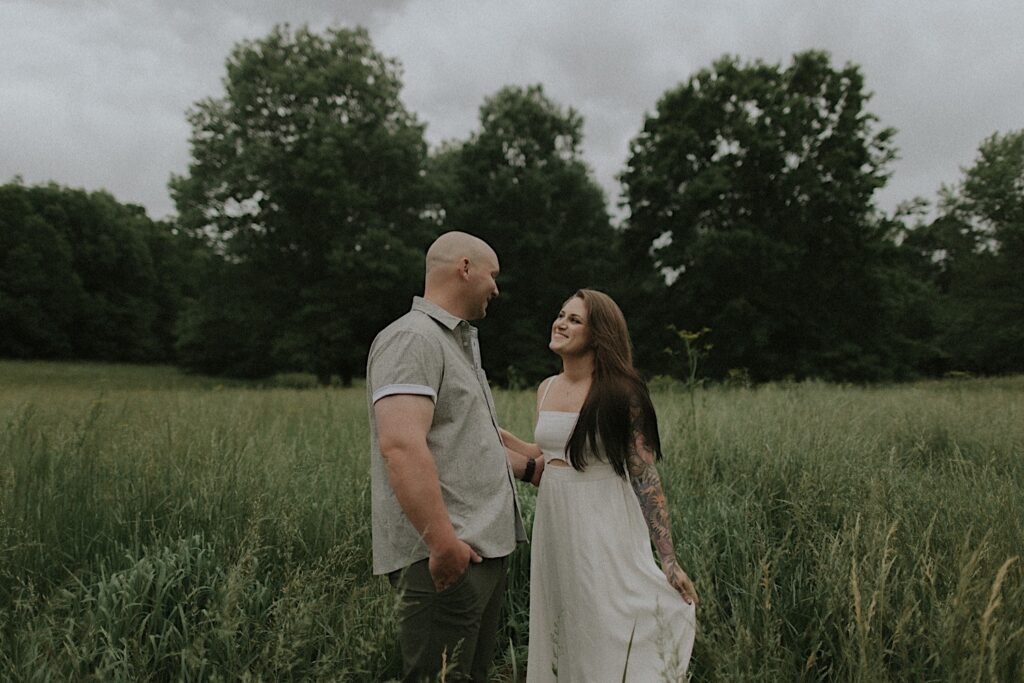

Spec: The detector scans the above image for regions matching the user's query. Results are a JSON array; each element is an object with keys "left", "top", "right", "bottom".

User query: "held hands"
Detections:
[
  {"left": 428, "top": 538, "right": 482, "bottom": 592},
  {"left": 663, "top": 559, "right": 699, "bottom": 606}
]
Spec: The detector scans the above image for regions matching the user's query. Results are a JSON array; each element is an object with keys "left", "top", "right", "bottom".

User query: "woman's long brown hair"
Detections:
[{"left": 564, "top": 289, "right": 662, "bottom": 476}]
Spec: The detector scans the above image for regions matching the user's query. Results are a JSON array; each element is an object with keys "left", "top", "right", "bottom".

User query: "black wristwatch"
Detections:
[{"left": 520, "top": 458, "right": 536, "bottom": 483}]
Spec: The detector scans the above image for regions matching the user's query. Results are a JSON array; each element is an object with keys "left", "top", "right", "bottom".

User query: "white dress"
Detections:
[{"left": 526, "top": 409, "right": 697, "bottom": 682}]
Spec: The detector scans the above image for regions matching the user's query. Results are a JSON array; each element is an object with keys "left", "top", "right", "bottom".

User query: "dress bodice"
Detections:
[
  {"left": 535, "top": 410, "right": 615, "bottom": 476},
  {"left": 534, "top": 410, "right": 578, "bottom": 464}
]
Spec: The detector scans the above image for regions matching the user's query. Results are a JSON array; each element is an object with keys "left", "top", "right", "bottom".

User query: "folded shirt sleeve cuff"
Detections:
[{"left": 372, "top": 384, "right": 438, "bottom": 404}]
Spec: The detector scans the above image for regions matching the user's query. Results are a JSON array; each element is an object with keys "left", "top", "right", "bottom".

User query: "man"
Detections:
[{"left": 367, "top": 231, "right": 542, "bottom": 682}]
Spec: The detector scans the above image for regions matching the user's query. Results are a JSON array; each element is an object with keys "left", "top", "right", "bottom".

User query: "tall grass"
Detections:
[{"left": 1, "top": 362, "right": 1022, "bottom": 680}]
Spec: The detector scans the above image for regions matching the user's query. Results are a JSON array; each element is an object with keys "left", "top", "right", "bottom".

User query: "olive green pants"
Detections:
[{"left": 389, "top": 554, "right": 509, "bottom": 682}]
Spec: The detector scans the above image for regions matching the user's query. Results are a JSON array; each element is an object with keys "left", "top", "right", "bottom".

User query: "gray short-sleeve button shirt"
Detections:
[{"left": 367, "top": 297, "right": 527, "bottom": 575}]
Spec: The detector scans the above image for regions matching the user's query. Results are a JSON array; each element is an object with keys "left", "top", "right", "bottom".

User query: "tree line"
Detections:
[{"left": 2, "top": 25, "right": 1021, "bottom": 385}]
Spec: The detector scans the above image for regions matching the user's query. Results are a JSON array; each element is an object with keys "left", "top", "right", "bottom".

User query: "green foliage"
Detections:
[
  {"left": 959, "top": 130, "right": 1024, "bottom": 256},
  {"left": 0, "top": 183, "right": 81, "bottom": 357},
  {"left": 620, "top": 51, "right": 908, "bottom": 381},
  {"left": 0, "top": 180, "right": 195, "bottom": 363},
  {"left": 1, "top": 362, "right": 1022, "bottom": 680},
  {"left": 174, "top": 260, "right": 281, "bottom": 379},
  {"left": 429, "top": 85, "right": 620, "bottom": 384},
  {"left": 0, "top": 363, "right": 398, "bottom": 680},
  {"left": 906, "top": 129, "right": 1024, "bottom": 375},
  {"left": 4, "top": 33, "right": 1020, "bottom": 385},
  {"left": 170, "top": 24, "right": 431, "bottom": 384}
]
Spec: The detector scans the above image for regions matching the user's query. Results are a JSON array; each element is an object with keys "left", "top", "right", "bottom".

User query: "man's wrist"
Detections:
[
  {"left": 531, "top": 456, "right": 545, "bottom": 484},
  {"left": 425, "top": 525, "right": 459, "bottom": 553}
]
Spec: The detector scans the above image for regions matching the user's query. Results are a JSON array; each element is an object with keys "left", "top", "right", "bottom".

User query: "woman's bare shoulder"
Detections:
[{"left": 536, "top": 374, "right": 560, "bottom": 396}]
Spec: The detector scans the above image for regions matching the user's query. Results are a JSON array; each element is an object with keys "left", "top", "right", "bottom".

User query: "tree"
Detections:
[
  {"left": 0, "top": 181, "right": 82, "bottom": 358},
  {"left": 0, "top": 180, "right": 189, "bottom": 362},
  {"left": 144, "top": 219, "right": 207, "bottom": 361},
  {"left": 170, "top": 24, "right": 430, "bottom": 384},
  {"left": 173, "top": 259, "right": 280, "bottom": 378},
  {"left": 620, "top": 51, "right": 902, "bottom": 381},
  {"left": 907, "top": 130, "right": 1024, "bottom": 373},
  {"left": 44, "top": 189, "right": 161, "bottom": 361},
  {"left": 429, "top": 85, "right": 619, "bottom": 384}
]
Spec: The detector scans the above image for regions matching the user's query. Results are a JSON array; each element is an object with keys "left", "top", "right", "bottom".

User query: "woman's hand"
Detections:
[
  {"left": 663, "top": 559, "right": 698, "bottom": 605},
  {"left": 499, "top": 427, "right": 542, "bottom": 459}
]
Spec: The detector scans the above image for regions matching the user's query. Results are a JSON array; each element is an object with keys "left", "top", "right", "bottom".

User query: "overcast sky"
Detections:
[{"left": 2, "top": 0, "right": 1022, "bottom": 222}]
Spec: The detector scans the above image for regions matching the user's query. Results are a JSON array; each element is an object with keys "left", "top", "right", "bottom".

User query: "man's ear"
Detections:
[{"left": 458, "top": 257, "right": 471, "bottom": 279}]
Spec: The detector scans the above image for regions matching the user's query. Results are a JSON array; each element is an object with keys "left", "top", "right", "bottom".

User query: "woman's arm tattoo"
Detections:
[{"left": 627, "top": 415, "right": 677, "bottom": 567}]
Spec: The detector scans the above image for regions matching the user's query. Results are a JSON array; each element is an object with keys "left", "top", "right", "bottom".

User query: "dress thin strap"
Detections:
[{"left": 538, "top": 375, "right": 558, "bottom": 411}]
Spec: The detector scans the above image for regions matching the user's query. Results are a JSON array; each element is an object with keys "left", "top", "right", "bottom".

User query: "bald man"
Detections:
[{"left": 366, "top": 231, "right": 539, "bottom": 682}]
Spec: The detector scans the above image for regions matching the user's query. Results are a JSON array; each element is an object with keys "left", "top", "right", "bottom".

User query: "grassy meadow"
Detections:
[{"left": 1, "top": 360, "right": 1022, "bottom": 681}]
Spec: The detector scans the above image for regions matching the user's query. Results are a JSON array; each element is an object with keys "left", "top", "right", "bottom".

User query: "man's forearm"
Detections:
[{"left": 383, "top": 443, "right": 456, "bottom": 550}]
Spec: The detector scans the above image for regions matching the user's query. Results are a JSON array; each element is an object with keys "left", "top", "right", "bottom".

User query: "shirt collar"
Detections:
[{"left": 412, "top": 296, "right": 464, "bottom": 331}]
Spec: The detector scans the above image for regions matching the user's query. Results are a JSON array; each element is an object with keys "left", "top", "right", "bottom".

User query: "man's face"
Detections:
[{"left": 467, "top": 251, "right": 500, "bottom": 320}]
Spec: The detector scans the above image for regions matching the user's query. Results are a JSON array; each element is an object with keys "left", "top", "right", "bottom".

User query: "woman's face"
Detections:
[{"left": 549, "top": 297, "right": 591, "bottom": 356}]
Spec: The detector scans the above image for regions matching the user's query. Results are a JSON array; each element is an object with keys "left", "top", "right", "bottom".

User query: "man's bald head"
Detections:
[
  {"left": 425, "top": 231, "right": 496, "bottom": 277},
  {"left": 423, "top": 231, "right": 500, "bottom": 321}
]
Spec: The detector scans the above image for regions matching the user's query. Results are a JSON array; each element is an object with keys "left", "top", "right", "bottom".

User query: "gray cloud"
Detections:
[{"left": 2, "top": 0, "right": 1022, "bottom": 220}]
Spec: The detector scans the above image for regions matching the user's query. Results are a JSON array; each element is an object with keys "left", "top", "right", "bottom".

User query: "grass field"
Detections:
[{"left": 1, "top": 360, "right": 1022, "bottom": 681}]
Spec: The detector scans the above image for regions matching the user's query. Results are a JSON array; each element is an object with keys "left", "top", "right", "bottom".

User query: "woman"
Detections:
[{"left": 503, "top": 289, "right": 698, "bottom": 681}]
